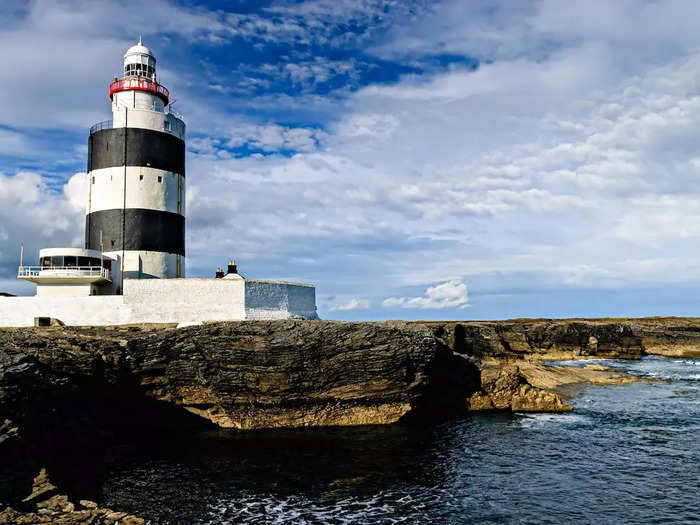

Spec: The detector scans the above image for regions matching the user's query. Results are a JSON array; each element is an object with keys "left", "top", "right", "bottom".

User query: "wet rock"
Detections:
[
  {"left": 467, "top": 365, "right": 573, "bottom": 412},
  {"left": 0, "top": 469, "right": 144, "bottom": 524}
]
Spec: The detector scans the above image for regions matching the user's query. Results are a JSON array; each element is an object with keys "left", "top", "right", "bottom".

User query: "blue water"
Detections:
[{"left": 100, "top": 356, "right": 699, "bottom": 524}]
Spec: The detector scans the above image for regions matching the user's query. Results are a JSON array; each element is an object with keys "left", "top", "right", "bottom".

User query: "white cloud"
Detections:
[
  {"left": 7, "top": 0, "right": 700, "bottom": 319},
  {"left": 226, "top": 124, "right": 324, "bottom": 152},
  {"left": 330, "top": 298, "right": 371, "bottom": 311},
  {"left": 0, "top": 172, "right": 84, "bottom": 284},
  {"left": 383, "top": 280, "right": 469, "bottom": 309}
]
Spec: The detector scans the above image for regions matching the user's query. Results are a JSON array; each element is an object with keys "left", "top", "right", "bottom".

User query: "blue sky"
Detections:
[{"left": 3, "top": 0, "right": 700, "bottom": 320}]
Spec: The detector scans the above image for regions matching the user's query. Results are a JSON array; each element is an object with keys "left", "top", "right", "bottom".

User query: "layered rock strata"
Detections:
[
  {"left": 0, "top": 320, "right": 480, "bottom": 515},
  {"left": 0, "top": 321, "right": 478, "bottom": 432},
  {"left": 2, "top": 317, "right": 697, "bottom": 516},
  {"left": 420, "top": 317, "right": 700, "bottom": 360}
]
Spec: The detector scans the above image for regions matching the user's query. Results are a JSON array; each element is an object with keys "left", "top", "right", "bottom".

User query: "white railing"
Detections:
[
  {"left": 89, "top": 119, "right": 113, "bottom": 134},
  {"left": 17, "top": 266, "right": 111, "bottom": 281},
  {"left": 89, "top": 108, "right": 183, "bottom": 137}
]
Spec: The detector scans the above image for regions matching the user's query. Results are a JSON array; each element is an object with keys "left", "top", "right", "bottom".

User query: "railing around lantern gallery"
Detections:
[
  {"left": 17, "top": 266, "right": 111, "bottom": 282},
  {"left": 89, "top": 120, "right": 113, "bottom": 134},
  {"left": 89, "top": 105, "right": 183, "bottom": 137},
  {"left": 109, "top": 77, "right": 169, "bottom": 104}
]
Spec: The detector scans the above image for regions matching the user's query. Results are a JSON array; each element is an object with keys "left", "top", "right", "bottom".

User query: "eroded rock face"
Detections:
[
  {"left": 422, "top": 318, "right": 700, "bottom": 360},
  {"left": 0, "top": 320, "right": 481, "bottom": 513},
  {"left": 0, "top": 321, "right": 479, "bottom": 431},
  {"left": 625, "top": 318, "right": 700, "bottom": 358},
  {"left": 466, "top": 365, "right": 573, "bottom": 412},
  {"left": 422, "top": 320, "right": 645, "bottom": 360}
]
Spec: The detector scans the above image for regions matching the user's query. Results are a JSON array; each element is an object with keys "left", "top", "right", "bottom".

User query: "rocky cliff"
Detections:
[
  {"left": 420, "top": 317, "right": 700, "bottom": 360},
  {"left": 1, "top": 317, "right": 698, "bottom": 519},
  {"left": 419, "top": 318, "right": 700, "bottom": 413},
  {"left": 0, "top": 320, "right": 480, "bottom": 518}
]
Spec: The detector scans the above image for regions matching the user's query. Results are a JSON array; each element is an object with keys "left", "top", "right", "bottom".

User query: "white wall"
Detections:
[
  {"left": 0, "top": 296, "right": 129, "bottom": 327},
  {"left": 0, "top": 279, "right": 317, "bottom": 327},
  {"left": 36, "top": 284, "right": 93, "bottom": 297},
  {"left": 102, "top": 251, "right": 183, "bottom": 280},
  {"left": 245, "top": 280, "right": 318, "bottom": 320},
  {"left": 122, "top": 278, "right": 246, "bottom": 323},
  {"left": 111, "top": 103, "right": 186, "bottom": 140}
]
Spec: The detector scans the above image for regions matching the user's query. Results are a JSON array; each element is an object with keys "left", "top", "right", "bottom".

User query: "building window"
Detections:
[
  {"left": 139, "top": 174, "right": 144, "bottom": 181},
  {"left": 111, "top": 240, "right": 115, "bottom": 247},
  {"left": 157, "top": 175, "right": 162, "bottom": 183},
  {"left": 91, "top": 176, "right": 95, "bottom": 184}
]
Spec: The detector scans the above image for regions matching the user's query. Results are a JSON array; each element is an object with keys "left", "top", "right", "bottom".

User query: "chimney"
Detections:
[
  {"left": 227, "top": 260, "right": 237, "bottom": 275},
  {"left": 215, "top": 267, "right": 224, "bottom": 278}
]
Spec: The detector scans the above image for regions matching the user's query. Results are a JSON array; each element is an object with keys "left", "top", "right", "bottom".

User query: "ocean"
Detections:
[{"left": 97, "top": 356, "right": 699, "bottom": 524}]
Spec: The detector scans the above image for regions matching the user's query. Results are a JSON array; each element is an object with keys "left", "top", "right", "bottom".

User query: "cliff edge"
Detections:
[{"left": 2, "top": 317, "right": 698, "bottom": 518}]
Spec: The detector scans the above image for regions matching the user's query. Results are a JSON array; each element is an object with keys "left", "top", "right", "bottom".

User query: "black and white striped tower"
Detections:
[{"left": 86, "top": 38, "right": 185, "bottom": 283}]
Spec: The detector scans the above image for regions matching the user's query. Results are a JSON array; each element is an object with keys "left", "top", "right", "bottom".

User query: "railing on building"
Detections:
[
  {"left": 109, "top": 77, "right": 169, "bottom": 104},
  {"left": 89, "top": 120, "right": 113, "bottom": 134},
  {"left": 17, "top": 266, "right": 111, "bottom": 282},
  {"left": 89, "top": 108, "right": 183, "bottom": 137}
]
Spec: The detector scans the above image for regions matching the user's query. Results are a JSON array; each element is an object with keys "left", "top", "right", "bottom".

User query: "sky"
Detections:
[{"left": 2, "top": 0, "right": 700, "bottom": 320}]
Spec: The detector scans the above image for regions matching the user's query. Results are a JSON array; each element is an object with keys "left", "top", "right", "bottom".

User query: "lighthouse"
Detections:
[
  {"left": 85, "top": 38, "right": 186, "bottom": 282},
  {"left": 6, "top": 40, "right": 318, "bottom": 326}
]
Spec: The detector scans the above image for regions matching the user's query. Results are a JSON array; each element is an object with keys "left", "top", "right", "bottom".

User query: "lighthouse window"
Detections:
[
  {"left": 139, "top": 174, "right": 144, "bottom": 181},
  {"left": 158, "top": 175, "right": 162, "bottom": 183}
]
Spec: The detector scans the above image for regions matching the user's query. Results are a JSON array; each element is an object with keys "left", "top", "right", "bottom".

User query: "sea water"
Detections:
[{"left": 99, "top": 356, "right": 699, "bottom": 524}]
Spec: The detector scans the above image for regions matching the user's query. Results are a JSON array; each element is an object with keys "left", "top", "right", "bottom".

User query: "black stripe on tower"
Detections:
[
  {"left": 85, "top": 209, "right": 185, "bottom": 256},
  {"left": 88, "top": 128, "right": 185, "bottom": 175}
]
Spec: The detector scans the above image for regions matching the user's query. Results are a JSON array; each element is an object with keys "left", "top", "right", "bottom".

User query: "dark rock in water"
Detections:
[
  {"left": 466, "top": 365, "right": 573, "bottom": 412},
  {"left": 0, "top": 469, "right": 144, "bottom": 524}
]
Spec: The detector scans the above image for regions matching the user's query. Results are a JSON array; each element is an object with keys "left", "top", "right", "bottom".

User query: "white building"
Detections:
[{"left": 0, "top": 40, "right": 317, "bottom": 327}]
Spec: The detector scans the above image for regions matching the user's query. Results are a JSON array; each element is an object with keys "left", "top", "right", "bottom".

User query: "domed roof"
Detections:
[{"left": 124, "top": 36, "right": 154, "bottom": 59}]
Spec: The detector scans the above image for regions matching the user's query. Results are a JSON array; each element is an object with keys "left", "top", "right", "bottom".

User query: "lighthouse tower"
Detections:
[{"left": 85, "top": 38, "right": 186, "bottom": 284}]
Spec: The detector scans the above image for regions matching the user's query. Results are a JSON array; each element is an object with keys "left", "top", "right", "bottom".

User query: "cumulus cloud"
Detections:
[
  {"left": 383, "top": 280, "right": 469, "bottom": 309},
  {"left": 330, "top": 298, "right": 371, "bottom": 311},
  {"left": 0, "top": 172, "right": 84, "bottom": 292},
  {"left": 226, "top": 124, "right": 324, "bottom": 153}
]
